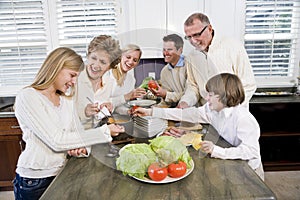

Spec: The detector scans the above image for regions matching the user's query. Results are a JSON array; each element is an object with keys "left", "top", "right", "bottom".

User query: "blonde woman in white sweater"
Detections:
[
  {"left": 13, "top": 47, "right": 124, "bottom": 200},
  {"left": 106, "top": 44, "right": 147, "bottom": 114}
]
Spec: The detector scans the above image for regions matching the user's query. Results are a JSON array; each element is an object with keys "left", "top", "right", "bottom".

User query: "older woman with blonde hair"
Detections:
[{"left": 76, "top": 35, "right": 123, "bottom": 129}]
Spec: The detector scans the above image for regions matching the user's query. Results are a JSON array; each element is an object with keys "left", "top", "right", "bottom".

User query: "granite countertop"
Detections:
[{"left": 40, "top": 125, "right": 276, "bottom": 200}]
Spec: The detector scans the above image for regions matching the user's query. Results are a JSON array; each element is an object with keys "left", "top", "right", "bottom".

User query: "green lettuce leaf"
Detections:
[
  {"left": 116, "top": 143, "right": 157, "bottom": 179},
  {"left": 149, "top": 136, "right": 192, "bottom": 168},
  {"left": 138, "top": 76, "right": 154, "bottom": 89}
]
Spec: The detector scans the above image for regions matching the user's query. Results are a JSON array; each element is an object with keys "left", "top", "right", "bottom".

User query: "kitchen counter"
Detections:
[
  {"left": 250, "top": 94, "right": 300, "bottom": 104},
  {"left": 0, "top": 112, "right": 15, "bottom": 118},
  {"left": 40, "top": 125, "right": 276, "bottom": 200}
]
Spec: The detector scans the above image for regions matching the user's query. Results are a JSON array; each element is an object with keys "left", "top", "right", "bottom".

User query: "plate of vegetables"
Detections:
[
  {"left": 132, "top": 159, "right": 194, "bottom": 184},
  {"left": 116, "top": 136, "right": 194, "bottom": 183}
]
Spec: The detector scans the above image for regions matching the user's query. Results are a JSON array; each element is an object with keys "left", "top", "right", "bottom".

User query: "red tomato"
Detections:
[
  {"left": 147, "top": 162, "right": 168, "bottom": 181},
  {"left": 168, "top": 161, "right": 187, "bottom": 178},
  {"left": 131, "top": 105, "right": 140, "bottom": 113},
  {"left": 148, "top": 80, "right": 158, "bottom": 90}
]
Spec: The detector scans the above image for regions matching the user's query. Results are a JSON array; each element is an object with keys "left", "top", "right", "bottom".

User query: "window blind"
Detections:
[
  {"left": 0, "top": 0, "right": 117, "bottom": 96},
  {"left": 244, "top": 0, "right": 300, "bottom": 84},
  {"left": 0, "top": 0, "right": 47, "bottom": 96},
  {"left": 56, "top": 0, "right": 117, "bottom": 56}
]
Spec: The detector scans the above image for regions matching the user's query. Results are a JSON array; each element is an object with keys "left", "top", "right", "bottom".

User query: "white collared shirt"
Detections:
[{"left": 152, "top": 103, "right": 262, "bottom": 170}]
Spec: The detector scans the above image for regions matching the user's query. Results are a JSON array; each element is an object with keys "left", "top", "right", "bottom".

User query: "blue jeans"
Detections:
[{"left": 13, "top": 173, "right": 55, "bottom": 200}]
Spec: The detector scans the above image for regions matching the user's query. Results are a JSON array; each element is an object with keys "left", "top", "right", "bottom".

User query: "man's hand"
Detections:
[
  {"left": 149, "top": 84, "right": 167, "bottom": 99},
  {"left": 176, "top": 101, "right": 189, "bottom": 108}
]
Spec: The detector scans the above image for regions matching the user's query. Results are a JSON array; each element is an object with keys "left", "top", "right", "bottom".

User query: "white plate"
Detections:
[
  {"left": 134, "top": 124, "right": 167, "bottom": 133},
  {"left": 130, "top": 160, "right": 194, "bottom": 184},
  {"left": 134, "top": 125, "right": 166, "bottom": 138},
  {"left": 128, "top": 99, "right": 156, "bottom": 107}
]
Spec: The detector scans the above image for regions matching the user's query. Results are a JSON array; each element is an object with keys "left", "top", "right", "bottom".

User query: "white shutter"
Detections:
[
  {"left": 0, "top": 0, "right": 117, "bottom": 96},
  {"left": 244, "top": 0, "right": 300, "bottom": 86},
  {"left": 0, "top": 0, "right": 48, "bottom": 96},
  {"left": 56, "top": 0, "right": 117, "bottom": 56}
]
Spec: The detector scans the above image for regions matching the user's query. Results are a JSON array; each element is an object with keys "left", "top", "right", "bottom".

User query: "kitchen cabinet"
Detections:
[
  {"left": 0, "top": 116, "right": 23, "bottom": 191},
  {"left": 250, "top": 95, "right": 300, "bottom": 171},
  {"left": 118, "top": 0, "right": 243, "bottom": 58}
]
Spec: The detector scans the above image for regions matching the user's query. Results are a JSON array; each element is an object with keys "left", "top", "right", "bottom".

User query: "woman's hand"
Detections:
[
  {"left": 108, "top": 124, "right": 125, "bottom": 137},
  {"left": 85, "top": 102, "right": 99, "bottom": 117},
  {"left": 200, "top": 141, "right": 214, "bottom": 154},
  {"left": 125, "top": 88, "right": 147, "bottom": 101},
  {"left": 68, "top": 148, "right": 87, "bottom": 157},
  {"left": 132, "top": 107, "right": 152, "bottom": 117},
  {"left": 99, "top": 102, "right": 113, "bottom": 113}
]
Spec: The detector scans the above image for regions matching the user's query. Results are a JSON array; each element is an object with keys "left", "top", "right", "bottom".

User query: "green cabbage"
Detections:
[
  {"left": 116, "top": 143, "right": 157, "bottom": 179},
  {"left": 116, "top": 136, "right": 192, "bottom": 179},
  {"left": 149, "top": 136, "right": 192, "bottom": 168}
]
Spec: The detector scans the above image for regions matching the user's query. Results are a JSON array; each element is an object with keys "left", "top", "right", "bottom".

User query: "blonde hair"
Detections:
[
  {"left": 30, "top": 47, "right": 84, "bottom": 96},
  {"left": 87, "top": 35, "right": 121, "bottom": 69},
  {"left": 113, "top": 44, "right": 142, "bottom": 86}
]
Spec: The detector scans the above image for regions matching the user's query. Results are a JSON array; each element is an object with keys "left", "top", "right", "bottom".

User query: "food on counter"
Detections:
[
  {"left": 116, "top": 143, "right": 157, "bottom": 179},
  {"left": 130, "top": 105, "right": 140, "bottom": 113},
  {"left": 157, "top": 128, "right": 203, "bottom": 148},
  {"left": 148, "top": 80, "right": 158, "bottom": 90},
  {"left": 149, "top": 136, "right": 192, "bottom": 168},
  {"left": 138, "top": 76, "right": 154, "bottom": 90},
  {"left": 144, "top": 90, "right": 158, "bottom": 100},
  {"left": 108, "top": 116, "right": 131, "bottom": 124},
  {"left": 108, "top": 117, "right": 115, "bottom": 124},
  {"left": 191, "top": 133, "right": 203, "bottom": 150},
  {"left": 167, "top": 161, "right": 187, "bottom": 178},
  {"left": 116, "top": 136, "right": 192, "bottom": 181},
  {"left": 176, "top": 124, "right": 203, "bottom": 131},
  {"left": 178, "top": 131, "right": 203, "bottom": 147},
  {"left": 147, "top": 162, "right": 168, "bottom": 181}
]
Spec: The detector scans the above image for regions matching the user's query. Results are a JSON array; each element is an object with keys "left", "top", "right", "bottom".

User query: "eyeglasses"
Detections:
[{"left": 184, "top": 25, "right": 208, "bottom": 40}]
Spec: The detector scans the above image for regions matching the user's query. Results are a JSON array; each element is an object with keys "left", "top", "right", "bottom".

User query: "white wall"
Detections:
[{"left": 117, "top": 0, "right": 245, "bottom": 58}]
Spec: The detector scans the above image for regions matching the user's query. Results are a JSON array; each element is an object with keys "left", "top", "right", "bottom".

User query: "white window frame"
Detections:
[{"left": 243, "top": 0, "right": 300, "bottom": 88}]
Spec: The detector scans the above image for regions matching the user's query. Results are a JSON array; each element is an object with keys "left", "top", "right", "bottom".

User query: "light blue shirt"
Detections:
[{"left": 167, "top": 54, "right": 185, "bottom": 69}]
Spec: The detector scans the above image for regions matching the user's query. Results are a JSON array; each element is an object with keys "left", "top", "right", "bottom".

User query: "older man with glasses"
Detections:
[{"left": 177, "top": 12, "right": 256, "bottom": 109}]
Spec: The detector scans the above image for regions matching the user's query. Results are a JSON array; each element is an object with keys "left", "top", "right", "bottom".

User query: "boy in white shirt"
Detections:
[{"left": 134, "top": 73, "right": 264, "bottom": 180}]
